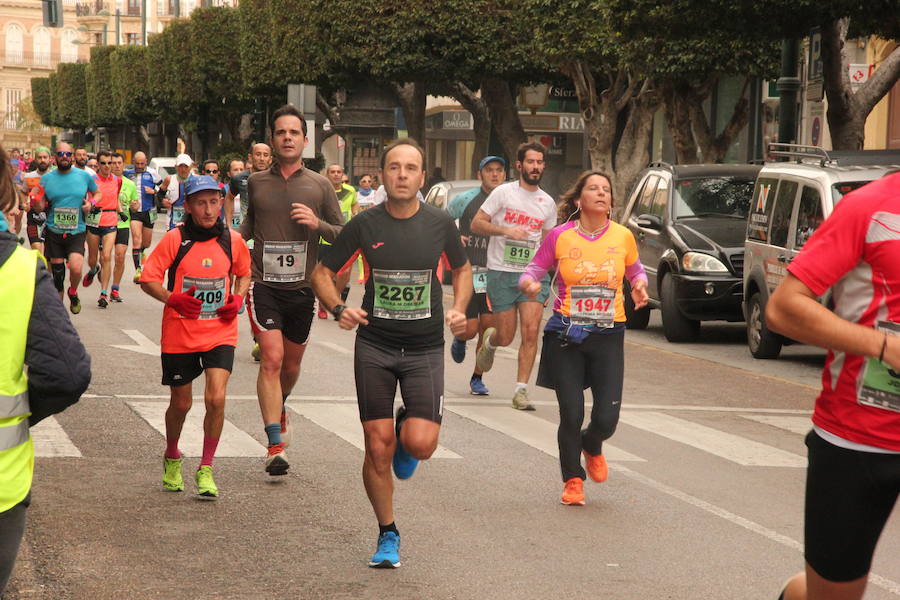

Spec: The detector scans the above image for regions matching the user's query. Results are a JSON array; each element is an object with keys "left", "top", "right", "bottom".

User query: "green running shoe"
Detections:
[
  {"left": 195, "top": 465, "right": 218, "bottom": 500},
  {"left": 162, "top": 456, "right": 184, "bottom": 492}
]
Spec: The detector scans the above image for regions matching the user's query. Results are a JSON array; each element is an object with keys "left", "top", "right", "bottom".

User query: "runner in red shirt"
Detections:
[
  {"left": 139, "top": 175, "right": 251, "bottom": 500},
  {"left": 767, "top": 171, "right": 900, "bottom": 600},
  {"left": 82, "top": 149, "right": 122, "bottom": 308}
]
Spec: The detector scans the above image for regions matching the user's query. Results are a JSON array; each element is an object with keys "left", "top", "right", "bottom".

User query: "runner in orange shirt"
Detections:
[{"left": 139, "top": 175, "right": 251, "bottom": 500}]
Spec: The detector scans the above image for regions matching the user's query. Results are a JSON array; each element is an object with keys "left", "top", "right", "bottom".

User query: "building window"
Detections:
[
  {"left": 34, "top": 27, "right": 51, "bottom": 66},
  {"left": 5, "top": 24, "right": 24, "bottom": 65},
  {"left": 125, "top": 33, "right": 140, "bottom": 45},
  {"left": 126, "top": 0, "right": 141, "bottom": 16},
  {"left": 61, "top": 28, "right": 79, "bottom": 62},
  {"left": 5, "top": 89, "right": 23, "bottom": 129}
]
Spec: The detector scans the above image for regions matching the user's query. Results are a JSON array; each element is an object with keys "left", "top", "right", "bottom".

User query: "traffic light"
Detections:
[{"left": 42, "top": 0, "right": 63, "bottom": 27}]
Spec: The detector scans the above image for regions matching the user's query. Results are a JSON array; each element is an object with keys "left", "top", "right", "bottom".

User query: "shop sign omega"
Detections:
[{"left": 443, "top": 112, "right": 473, "bottom": 130}]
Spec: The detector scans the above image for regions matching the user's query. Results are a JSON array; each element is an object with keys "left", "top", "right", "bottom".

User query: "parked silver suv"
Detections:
[{"left": 742, "top": 144, "right": 900, "bottom": 358}]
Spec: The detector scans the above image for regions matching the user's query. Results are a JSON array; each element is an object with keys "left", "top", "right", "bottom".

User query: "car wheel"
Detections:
[
  {"left": 623, "top": 280, "right": 650, "bottom": 330},
  {"left": 660, "top": 273, "right": 699, "bottom": 342},
  {"left": 746, "top": 292, "right": 782, "bottom": 359}
]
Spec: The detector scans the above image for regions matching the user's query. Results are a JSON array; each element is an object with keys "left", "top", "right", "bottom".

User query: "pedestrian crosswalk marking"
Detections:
[
  {"left": 446, "top": 404, "right": 645, "bottom": 462},
  {"left": 128, "top": 402, "right": 266, "bottom": 457},
  {"left": 288, "top": 402, "right": 462, "bottom": 459},
  {"left": 741, "top": 415, "right": 811, "bottom": 435},
  {"left": 618, "top": 411, "right": 806, "bottom": 468},
  {"left": 32, "top": 417, "right": 82, "bottom": 458}
]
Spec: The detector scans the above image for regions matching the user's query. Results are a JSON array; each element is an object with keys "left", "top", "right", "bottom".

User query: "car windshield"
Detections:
[
  {"left": 447, "top": 185, "right": 478, "bottom": 202},
  {"left": 674, "top": 177, "right": 755, "bottom": 219},
  {"left": 831, "top": 181, "right": 870, "bottom": 204}
]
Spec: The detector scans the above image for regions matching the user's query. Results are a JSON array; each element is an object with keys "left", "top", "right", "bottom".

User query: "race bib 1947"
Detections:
[
  {"left": 570, "top": 285, "right": 616, "bottom": 328},
  {"left": 373, "top": 269, "right": 431, "bottom": 320}
]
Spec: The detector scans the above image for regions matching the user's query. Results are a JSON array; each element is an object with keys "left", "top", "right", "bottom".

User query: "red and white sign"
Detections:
[{"left": 849, "top": 64, "right": 874, "bottom": 86}]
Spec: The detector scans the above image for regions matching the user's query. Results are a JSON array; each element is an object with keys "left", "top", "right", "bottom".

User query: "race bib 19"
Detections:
[
  {"left": 570, "top": 285, "right": 616, "bottom": 328},
  {"left": 262, "top": 241, "right": 307, "bottom": 282},
  {"left": 182, "top": 276, "right": 226, "bottom": 320},
  {"left": 858, "top": 321, "right": 900, "bottom": 412},
  {"left": 53, "top": 206, "right": 79, "bottom": 231},
  {"left": 373, "top": 269, "right": 431, "bottom": 320},
  {"left": 502, "top": 239, "right": 536, "bottom": 270}
]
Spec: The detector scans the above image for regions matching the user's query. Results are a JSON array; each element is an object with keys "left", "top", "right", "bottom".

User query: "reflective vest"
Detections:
[
  {"left": 0, "top": 246, "right": 37, "bottom": 513},
  {"left": 320, "top": 184, "right": 356, "bottom": 246}
]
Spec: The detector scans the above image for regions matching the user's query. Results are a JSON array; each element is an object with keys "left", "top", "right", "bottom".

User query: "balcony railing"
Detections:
[
  {"left": 75, "top": 0, "right": 110, "bottom": 17},
  {"left": 4, "top": 50, "right": 84, "bottom": 67}
]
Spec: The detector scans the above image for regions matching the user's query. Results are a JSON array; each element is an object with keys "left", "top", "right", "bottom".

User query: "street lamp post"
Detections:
[{"left": 141, "top": 0, "right": 147, "bottom": 45}]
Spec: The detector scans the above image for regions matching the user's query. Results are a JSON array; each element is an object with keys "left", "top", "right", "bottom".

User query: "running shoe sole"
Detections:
[
  {"left": 368, "top": 559, "right": 401, "bottom": 569},
  {"left": 68, "top": 295, "right": 81, "bottom": 315},
  {"left": 560, "top": 497, "right": 586, "bottom": 506},
  {"left": 475, "top": 327, "right": 497, "bottom": 372},
  {"left": 265, "top": 455, "right": 289, "bottom": 476}
]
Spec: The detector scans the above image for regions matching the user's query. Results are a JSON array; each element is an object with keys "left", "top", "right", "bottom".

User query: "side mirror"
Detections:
[{"left": 636, "top": 213, "right": 663, "bottom": 230}]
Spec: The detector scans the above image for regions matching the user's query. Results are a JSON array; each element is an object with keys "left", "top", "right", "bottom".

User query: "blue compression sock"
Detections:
[{"left": 264, "top": 423, "right": 282, "bottom": 446}]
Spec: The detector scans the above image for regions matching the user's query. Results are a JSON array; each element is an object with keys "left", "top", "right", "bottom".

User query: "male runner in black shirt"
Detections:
[{"left": 311, "top": 138, "right": 472, "bottom": 569}]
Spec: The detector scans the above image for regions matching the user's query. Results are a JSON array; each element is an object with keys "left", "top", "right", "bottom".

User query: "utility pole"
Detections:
[
  {"left": 115, "top": 8, "right": 120, "bottom": 45},
  {"left": 776, "top": 39, "right": 801, "bottom": 147},
  {"left": 141, "top": 0, "right": 147, "bottom": 44}
]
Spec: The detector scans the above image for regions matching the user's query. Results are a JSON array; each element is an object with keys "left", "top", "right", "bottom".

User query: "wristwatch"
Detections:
[{"left": 331, "top": 304, "right": 347, "bottom": 321}]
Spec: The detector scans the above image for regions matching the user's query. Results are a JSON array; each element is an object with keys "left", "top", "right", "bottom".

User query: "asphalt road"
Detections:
[{"left": 5, "top": 223, "right": 899, "bottom": 600}]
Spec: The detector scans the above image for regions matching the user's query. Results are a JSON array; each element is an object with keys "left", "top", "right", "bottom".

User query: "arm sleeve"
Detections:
[
  {"left": 787, "top": 195, "right": 868, "bottom": 296},
  {"left": 26, "top": 261, "right": 91, "bottom": 426},
  {"left": 139, "top": 231, "right": 176, "bottom": 284},
  {"left": 320, "top": 216, "right": 361, "bottom": 273},
  {"left": 230, "top": 234, "right": 251, "bottom": 277},
  {"left": 520, "top": 227, "right": 559, "bottom": 283},
  {"left": 240, "top": 176, "right": 254, "bottom": 241},
  {"left": 86, "top": 172, "right": 98, "bottom": 192},
  {"left": 150, "top": 169, "right": 162, "bottom": 185},
  {"left": 624, "top": 231, "right": 648, "bottom": 285},
  {"left": 443, "top": 217, "right": 468, "bottom": 269}
]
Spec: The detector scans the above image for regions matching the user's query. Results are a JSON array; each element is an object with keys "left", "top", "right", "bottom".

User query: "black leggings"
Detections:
[
  {"left": 0, "top": 493, "right": 29, "bottom": 594},
  {"left": 546, "top": 330, "right": 624, "bottom": 482}
]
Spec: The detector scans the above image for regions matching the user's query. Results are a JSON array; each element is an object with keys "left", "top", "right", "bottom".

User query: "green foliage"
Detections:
[
  {"left": 55, "top": 62, "right": 89, "bottom": 129},
  {"left": 86, "top": 45, "right": 120, "bottom": 127},
  {"left": 191, "top": 6, "right": 242, "bottom": 101},
  {"left": 30, "top": 78, "right": 52, "bottom": 126},
  {"left": 110, "top": 45, "right": 158, "bottom": 123},
  {"left": 238, "top": 0, "right": 283, "bottom": 93},
  {"left": 212, "top": 140, "right": 247, "bottom": 175},
  {"left": 48, "top": 72, "right": 59, "bottom": 126},
  {"left": 147, "top": 20, "right": 200, "bottom": 121}
]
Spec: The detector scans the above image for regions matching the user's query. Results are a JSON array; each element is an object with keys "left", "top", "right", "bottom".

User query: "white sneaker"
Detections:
[{"left": 511, "top": 388, "right": 535, "bottom": 411}]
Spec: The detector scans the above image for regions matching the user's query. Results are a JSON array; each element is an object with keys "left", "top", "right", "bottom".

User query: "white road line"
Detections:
[
  {"left": 128, "top": 402, "right": 265, "bottom": 457},
  {"left": 31, "top": 417, "right": 82, "bottom": 458},
  {"left": 111, "top": 329, "right": 160, "bottom": 357},
  {"left": 446, "top": 404, "right": 644, "bottom": 462},
  {"left": 288, "top": 402, "right": 461, "bottom": 458},
  {"left": 619, "top": 411, "right": 805, "bottom": 468},
  {"left": 310, "top": 340, "right": 353, "bottom": 356},
  {"left": 741, "top": 415, "right": 812, "bottom": 435},
  {"left": 612, "top": 463, "right": 900, "bottom": 596}
]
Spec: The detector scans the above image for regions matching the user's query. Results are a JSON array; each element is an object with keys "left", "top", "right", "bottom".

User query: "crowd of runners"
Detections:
[{"left": 3, "top": 100, "right": 900, "bottom": 600}]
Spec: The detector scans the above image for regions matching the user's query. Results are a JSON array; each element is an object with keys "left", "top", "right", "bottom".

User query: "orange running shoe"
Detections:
[
  {"left": 583, "top": 451, "right": 608, "bottom": 483},
  {"left": 560, "top": 477, "right": 585, "bottom": 506}
]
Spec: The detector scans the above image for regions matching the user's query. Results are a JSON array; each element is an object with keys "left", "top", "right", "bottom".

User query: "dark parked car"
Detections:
[{"left": 620, "top": 162, "right": 761, "bottom": 342}]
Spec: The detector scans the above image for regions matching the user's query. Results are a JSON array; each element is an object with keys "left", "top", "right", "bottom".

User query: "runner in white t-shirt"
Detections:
[{"left": 470, "top": 142, "right": 556, "bottom": 411}]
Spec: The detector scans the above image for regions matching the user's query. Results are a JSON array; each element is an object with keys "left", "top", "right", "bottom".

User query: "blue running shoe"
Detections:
[
  {"left": 392, "top": 406, "right": 419, "bottom": 480},
  {"left": 450, "top": 338, "right": 466, "bottom": 363},
  {"left": 368, "top": 531, "right": 401, "bottom": 568},
  {"left": 469, "top": 376, "right": 489, "bottom": 396}
]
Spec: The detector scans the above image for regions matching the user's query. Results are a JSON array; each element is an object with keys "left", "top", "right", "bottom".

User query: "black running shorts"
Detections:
[
  {"left": 353, "top": 336, "right": 444, "bottom": 424},
  {"left": 87, "top": 225, "right": 117, "bottom": 237},
  {"left": 161, "top": 345, "right": 235, "bottom": 387},
  {"left": 130, "top": 209, "right": 154, "bottom": 228},
  {"left": 115, "top": 227, "right": 129, "bottom": 246},
  {"left": 465, "top": 292, "right": 492, "bottom": 320},
  {"left": 246, "top": 282, "right": 316, "bottom": 345},
  {"left": 44, "top": 231, "right": 85, "bottom": 259},
  {"left": 804, "top": 429, "right": 900, "bottom": 582}
]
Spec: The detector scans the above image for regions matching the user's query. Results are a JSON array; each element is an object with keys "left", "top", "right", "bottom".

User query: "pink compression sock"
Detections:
[
  {"left": 200, "top": 436, "right": 220, "bottom": 467},
  {"left": 165, "top": 437, "right": 180, "bottom": 459}
]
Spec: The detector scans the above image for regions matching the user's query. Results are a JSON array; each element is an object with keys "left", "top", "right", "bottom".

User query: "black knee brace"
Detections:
[{"left": 51, "top": 262, "right": 65, "bottom": 291}]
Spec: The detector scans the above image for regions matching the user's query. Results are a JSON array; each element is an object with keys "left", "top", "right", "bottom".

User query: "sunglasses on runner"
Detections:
[
  {"left": 99, "top": 161, "right": 111, "bottom": 165},
  {"left": 56, "top": 151, "right": 73, "bottom": 157},
  {"left": 205, "top": 169, "right": 219, "bottom": 174}
]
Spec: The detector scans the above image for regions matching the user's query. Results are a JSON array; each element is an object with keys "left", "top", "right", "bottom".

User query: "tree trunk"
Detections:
[
  {"left": 563, "top": 60, "right": 657, "bottom": 219},
  {"left": 661, "top": 83, "right": 699, "bottom": 164},
  {"left": 449, "top": 82, "right": 491, "bottom": 177},
  {"left": 687, "top": 77, "right": 750, "bottom": 163},
  {"left": 480, "top": 77, "right": 526, "bottom": 173},
  {"left": 821, "top": 17, "right": 900, "bottom": 150},
  {"left": 393, "top": 82, "right": 426, "bottom": 145}
]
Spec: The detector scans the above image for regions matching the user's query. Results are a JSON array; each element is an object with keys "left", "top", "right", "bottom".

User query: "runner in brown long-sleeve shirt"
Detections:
[{"left": 241, "top": 103, "right": 343, "bottom": 476}]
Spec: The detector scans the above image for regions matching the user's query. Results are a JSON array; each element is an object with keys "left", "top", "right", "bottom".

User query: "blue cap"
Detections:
[
  {"left": 479, "top": 156, "right": 506, "bottom": 171},
  {"left": 184, "top": 175, "right": 220, "bottom": 196}
]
